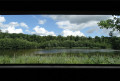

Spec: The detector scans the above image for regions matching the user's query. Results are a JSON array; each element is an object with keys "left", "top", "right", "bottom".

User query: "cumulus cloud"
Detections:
[
  {"left": 113, "top": 31, "right": 120, "bottom": 37},
  {"left": 0, "top": 16, "right": 6, "bottom": 23},
  {"left": 56, "top": 20, "right": 98, "bottom": 31},
  {"left": 9, "top": 22, "right": 19, "bottom": 27},
  {"left": 0, "top": 22, "right": 20, "bottom": 28},
  {"left": 0, "top": 22, "right": 23, "bottom": 33},
  {"left": 87, "top": 27, "right": 99, "bottom": 33},
  {"left": 62, "top": 29, "right": 85, "bottom": 37},
  {"left": 38, "top": 19, "right": 46, "bottom": 24},
  {"left": 2, "top": 23, "right": 23, "bottom": 33},
  {"left": 25, "top": 30, "right": 30, "bottom": 32},
  {"left": 0, "top": 16, "right": 23, "bottom": 34},
  {"left": 100, "top": 28, "right": 120, "bottom": 37},
  {"left": 1, "top": 26, "right": 23, "bottom": 33},
  {"left": 0, "top": 23, "right": 8, "bottom": 28},
  {"left": 33, "top": 26, "right": 56, "bottom": 36},
  {"left": 48, "top": 15, "right": 114, "bottom": 37},
  {"left": 20, "top": 22, "right": 29, "bottom": 28},
  {"left": 49, "top": 15, "right": 112, "bottom": 24},
  {"left": 7, "top": 27, "right": 23, "bottom": 33}
]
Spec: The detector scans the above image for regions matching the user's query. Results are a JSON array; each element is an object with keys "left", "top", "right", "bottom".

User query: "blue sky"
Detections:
[{"left": 0, "top": 15, "right": 119, "bottom": 37}]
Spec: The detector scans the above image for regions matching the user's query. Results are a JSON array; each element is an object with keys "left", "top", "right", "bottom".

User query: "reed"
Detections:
[{"left": 0, "top": 53, "right": 120, "bottom": 64}]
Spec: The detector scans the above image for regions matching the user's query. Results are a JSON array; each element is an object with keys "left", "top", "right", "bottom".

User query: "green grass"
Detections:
[{"left": 0, "top": 53, "right": 120, "bottom": 64}]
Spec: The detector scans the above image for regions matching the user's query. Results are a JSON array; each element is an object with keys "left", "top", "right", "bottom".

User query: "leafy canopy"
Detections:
[{"left": 97, "top": 15, "right": 120, "bottom": 32}]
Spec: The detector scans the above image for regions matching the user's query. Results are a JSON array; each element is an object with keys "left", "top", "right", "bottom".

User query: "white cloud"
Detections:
[
  {"left": 0, "top": 22, "right": 19, "bottom": 28},
  {"left": 0, "top": 16, "right": 29, "bottom": 34},
  {"left": 0, "top": 16, "right": 6, "bottom": 23},
  {"left": 49, "top": 15, "right": 119, "bottom": 37},
  {"left": 62, "top": 29, "right": 85, "bottom": 37},
  {"left": 9, "top": 22, "right": 19, "bottom": 27},
  {"left": 113, "top": 31, "right": 120, "bottom": 37},
  {"left": 49, "top": 15, "right": 112, "bottom": 24},
  {"left": 56, "top": 20, "right": 98, "bottom": 31},
  {"left": 0, "top": 23, "right": 7, "bottom": 28},
  {"left": 33, "top": 26, "right": 56, "bottom": 36},
  {"left": 100, "top": 28, "right": 120, "bottom": 37},
  {"left": 0, "top": 16, "right": 23, "bottom": 34},
  {"left": 1, "top": 26, "right": 23, "bottom": 33},
  {"left": 0, "top": 21, "right": 23, "bottom": 34},
  {"left": 25, "top": 30, "right": 30, "bottom": 32},
  {"left": 8, "top": 27, "right": 23, "bottom": 33},
  {"left": 87, "top": 27, "right": 99, "bottom": 33},
  {"left": 38, "top": 19, "right": 46, "bottom": 24},
  {"left": 20, "top": 22, "right": 29, "bottom": 28},
  {"left": 48, "top": 15, "right": 113, "bottom": 36}
]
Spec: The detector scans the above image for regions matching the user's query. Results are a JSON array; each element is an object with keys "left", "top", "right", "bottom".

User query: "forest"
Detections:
[{"left": 0, "top": 31, "right": 120, "bottom": 49}]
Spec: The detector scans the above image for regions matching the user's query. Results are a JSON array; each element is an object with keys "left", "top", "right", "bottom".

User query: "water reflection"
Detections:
[
  {"left": 0, "top": 48, "right": 120, "bottom": 57},
  {"left": 35, "top": 49, "right": 120, "bottom": 54}
]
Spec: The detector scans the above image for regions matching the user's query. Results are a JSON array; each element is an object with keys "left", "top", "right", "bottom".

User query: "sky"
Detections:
[{"left": 0, "top": 15, "right": 120, "bottom": 37}]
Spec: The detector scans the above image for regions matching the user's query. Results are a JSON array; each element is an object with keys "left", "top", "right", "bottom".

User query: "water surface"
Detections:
[
  {"left": 35, "top": 48, "right": 120, "bottom": 54},
  {"left": 0, "top": 48, "right": 120, "bottom": 56}
]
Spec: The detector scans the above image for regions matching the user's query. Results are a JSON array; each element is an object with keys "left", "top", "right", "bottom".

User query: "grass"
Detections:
[{"left": 0, "top": 53, "right": 120, "bottom": 64}]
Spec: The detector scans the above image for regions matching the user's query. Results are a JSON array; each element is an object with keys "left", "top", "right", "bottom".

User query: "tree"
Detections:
[
  {"left": 75, "top": 36, "right": 79, "bottom": 41},
  {"left": 97, "top": 15, "right": 120, "bottom": 33},
  {"left": 5, "top": 30, "right": 8, "bottom": 33},
  {"left": 98, "top": 15, "right": 120, "bottom": 49},
  {"left": 0, "top": 29, "right": 2, "bottom": 33},
  {"left": 95, "top": 36, "right": 100, "bottom": 42},
  {"left": 109, "top": 31, "right": 113, "bottom": 37}
]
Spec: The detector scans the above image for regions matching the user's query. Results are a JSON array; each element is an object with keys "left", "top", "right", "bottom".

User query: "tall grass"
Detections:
[{"left": 0, "top": 53, "right": 120, "bottom": 64}]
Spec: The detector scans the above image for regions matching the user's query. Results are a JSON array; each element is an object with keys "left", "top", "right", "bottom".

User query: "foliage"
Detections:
[
  {"left": 97, "top": 15, "right": 120, "bottom": 37},
  {"left": 98, "top": 15, "right": 120, "bottom": 31},
  {"left": 0, "top": 32, "right": 119, "bottom": 49},
  {"left": 97, "top": 15, "right": 120, "bottom": 49},
  {"left": 0, "top": 38, "right": 38, "bottom": 49}
]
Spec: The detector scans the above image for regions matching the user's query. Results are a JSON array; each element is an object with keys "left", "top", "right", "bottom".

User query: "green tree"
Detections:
[
  {"left": 0, "top": 29, "right": 2, "bottom": 33},
  {"left": 98, "top": 15, "right": 120, "bottom": 33},
  {"left": 98, "top": 15, "right": 120, "bottom": 49}
]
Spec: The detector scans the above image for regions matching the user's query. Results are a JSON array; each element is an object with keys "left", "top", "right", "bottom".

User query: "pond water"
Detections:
[
  {"left": 34, "top": 48, "right": 120, "bottom": 54},
  {"left": 0, "top": 48, "right": 120, "bottom": 56}
]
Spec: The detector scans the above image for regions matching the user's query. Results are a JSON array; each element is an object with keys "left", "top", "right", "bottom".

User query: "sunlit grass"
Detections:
[{"left": 0, "top": 53, "right": 120, "bottom": 64}]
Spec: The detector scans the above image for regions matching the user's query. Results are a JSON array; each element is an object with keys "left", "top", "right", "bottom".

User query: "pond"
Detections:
[{"left": 0, "top": 48, "right": 120, "bottom": 56}]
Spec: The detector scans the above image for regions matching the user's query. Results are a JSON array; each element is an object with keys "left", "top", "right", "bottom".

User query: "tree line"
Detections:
[{"left": 0, "top": 32, "right": 120, "bottom": 49}]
